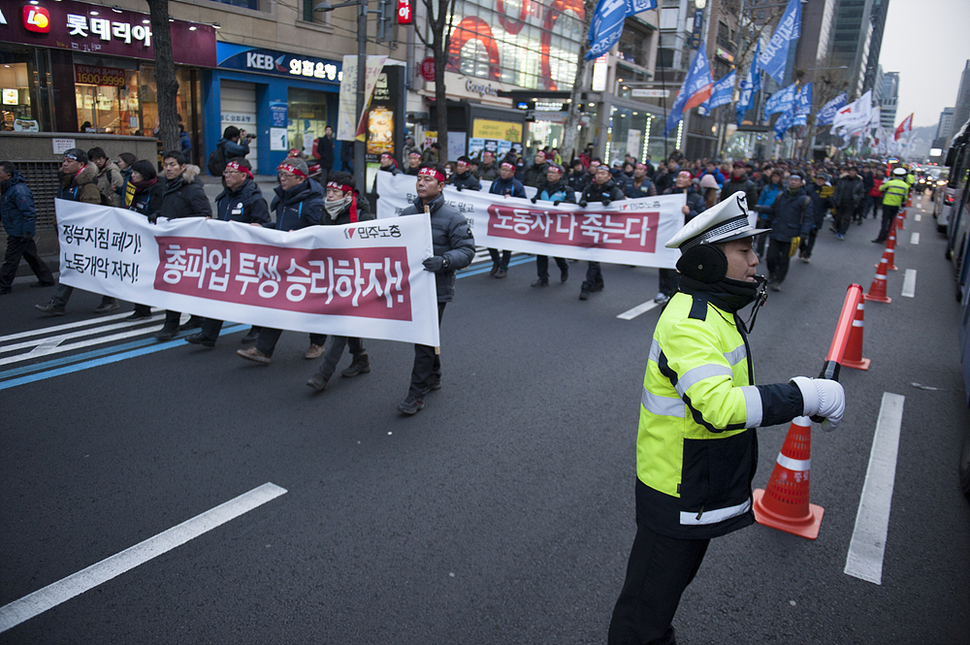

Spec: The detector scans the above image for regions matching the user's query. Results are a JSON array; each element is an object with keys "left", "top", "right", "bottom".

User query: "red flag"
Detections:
[{"left": 894, "top": 113, "right": 913, "bottom": 141}]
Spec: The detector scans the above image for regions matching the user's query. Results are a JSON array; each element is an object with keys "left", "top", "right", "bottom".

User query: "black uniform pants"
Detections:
[
  {"left": 409, "top": 302, "right": 446, "bottom": 397},
  {"left": 536, "top": 255, "right": 568, "bottom": 281},
  {"left": 876, "top": 204, "right": 899, "bottom": 242},
  {"left": 1, "top": 235, "right": 54, "bottom": 290},
  {"left": 835, "top": 202, "right": 854, "bottom": 234},
  {"left": 608, "top": 522, "right": 710, "bottom": 645}
]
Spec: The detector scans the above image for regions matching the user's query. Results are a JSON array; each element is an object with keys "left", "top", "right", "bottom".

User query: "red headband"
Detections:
[
  {"left": 277, "top": 162, "right": 307, "bottom": 178},
  {"left": 327, "top": 181, "right": 354, "bottom": 194},
  {"left": 501, "top": 162, "right": 515, "bottom": 170},
  {"left": 225, "top": 160, "right": 253, "bottom": 178},
  {"left": 418, "top": 166, "right": 445, "bottom": 182},
  {"left": 381, "top": 153, "right": 393, "bottom": 160},
  {"left": 409, "top": 151, "right": 422, "bottom": 157}
]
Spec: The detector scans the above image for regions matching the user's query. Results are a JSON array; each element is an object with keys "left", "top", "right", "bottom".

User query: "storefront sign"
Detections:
[
  {"left": 52, "top": 138, "right": 76, "bottom": 154},
  {"left": 269, "top": 100, "right": 287, "bottom": 128},
  {"left": 0, "top": 0, "right": 216, "bottom": 67},
  {"left": 397, "top": 0, "right": 412, "bottom": 24},
  {"left": 2, "top": 88, "right": 18, "bottom": 105},
  {"left": 221, "top": 113, "right": 256, "bottom": 126},
  {"left": 465, "top": 79, "right": 498, "bottom": 98},
  {"left": 74, "top": 64, "right": 126, "bottom": 87},
  {"left": 631, "top": 89, "right": 669, "bottom": 98},
  {"left": 420, "top": 57, "right": 435, "bottom": 81},
  {"left": 216, "top": 43, "right": 342, "bottom": 85}
]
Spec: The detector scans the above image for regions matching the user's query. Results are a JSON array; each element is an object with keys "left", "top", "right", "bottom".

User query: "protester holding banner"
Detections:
[
  {"left": 36, "top": 148, "right": 121, "bottom": 316},
  {"left": 237, "top": 157, "right": 328, "bottom": 362},
  {"left": 477, "top": 151, "right": 500, "bottom": 182},
  {"left": 184, "top": 158, "right": 271, "bottom": 346},
  {"left": 1, "top": 161, "right": 56, "bottom": 295},
  {"left": 529, "top": 163, "right": 575, "bottom": 287},
  {"left": 152, "top": 152, "right": 213, "bottom": 340},
  {"left": 121, "top": 159, "right": 165, "bottom": 320},
  {"left": 487, "top": 162, "right": 527, "bottom": 279},
  {"left": 405, "top": 151, "right": 423, "bottom": 176},
  {"left": 397, "top": 163, "right": 476, "bottom": 416},
  {"left": 624, "top": 163, "right": 658, "bottom": 199},
  {"left": 578, "top": 165, "right": 626, "bottom": 300},
  {"left": 306, "top": 171, "right": 376, "bottom": 391},
  {"left": 524, "top": 151, "right": 549, "bottom": 188},
  {"left": 451, "top": 157, "right": 482, "bottom": 192}
]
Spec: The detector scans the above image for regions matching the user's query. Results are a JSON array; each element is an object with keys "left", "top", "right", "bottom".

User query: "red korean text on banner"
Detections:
[
  {"left": 154, "top": 237, "right": 413, "bottom": 321},
  {"left": 485, "top": 205, "right": 661, "bottom": 252}
]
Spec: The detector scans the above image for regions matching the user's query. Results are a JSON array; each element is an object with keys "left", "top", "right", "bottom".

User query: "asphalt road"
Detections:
[{"left": 1, "top": 195, "right": 968, "bottom": 644}]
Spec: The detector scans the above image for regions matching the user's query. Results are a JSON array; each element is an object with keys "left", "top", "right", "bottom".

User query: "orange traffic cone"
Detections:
[
  {"left": 842, "top": 300, "right": 871, "bottom": 370},
  {"left": 864, "top": 255, "right": 893, "bottom": 303},
  {"left": 753, "top": 416, "right": 824, "bottom": 539},
  {"left": 895, "top": 210, "right": 905, "bottom": 230},
  {"left": 885, "top": 229, "right": 898, "bottom": 271}
]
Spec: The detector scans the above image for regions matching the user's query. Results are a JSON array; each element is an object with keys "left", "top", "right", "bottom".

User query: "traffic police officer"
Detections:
[
  {"left": 873, "top": 167, "right": 910, "bottom": 243},
  {"left": 608, "top": 192, "right": 846, "bottom": 645}
]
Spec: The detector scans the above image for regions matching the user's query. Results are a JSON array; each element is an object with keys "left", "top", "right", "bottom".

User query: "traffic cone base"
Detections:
[{"left": 753, "top": 416, "right": 824, "bottom": 540}]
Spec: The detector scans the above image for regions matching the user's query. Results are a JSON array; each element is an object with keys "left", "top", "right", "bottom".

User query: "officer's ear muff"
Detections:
[{"left": 676, "top": 243, "right": 727, "bottom": 283}]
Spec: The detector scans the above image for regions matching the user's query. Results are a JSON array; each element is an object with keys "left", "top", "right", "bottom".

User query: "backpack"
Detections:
[{"left": 207, "top": 142, "right": 227, "bottom": 177}]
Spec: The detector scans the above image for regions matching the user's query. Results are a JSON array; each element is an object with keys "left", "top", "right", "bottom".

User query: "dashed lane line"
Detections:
[
  {"left": 0, "top": 483, "right": 288, "bottom": 633},
  {"left": 0, "top": 309, "right": 158, "bottom": 343},
  {"left": 618, "top": 300, "right": 661, "bottom": 320},
  {"left": 901, "top": 269, "right": 917, "bottom": 298},
  {"left": 844, "top": 393, "right": 904, "bottom": 585},
  {"left": 910, "top": 232, "right": 920, "bottom": 245}
]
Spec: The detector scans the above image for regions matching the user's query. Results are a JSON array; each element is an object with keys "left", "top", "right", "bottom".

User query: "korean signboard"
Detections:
[{"left": 216, "top": 43, "right": 343, "bottom": 86}]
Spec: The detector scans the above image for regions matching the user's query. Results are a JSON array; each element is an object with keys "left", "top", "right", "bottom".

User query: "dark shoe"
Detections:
[
  {"left": 872, "top": 238, "right": 885, "bottom": 244},
  {"left": 186, "top": 333, "right": 216, "bottom": 348},
  {"left": 531, "top": 279, "right": 549, "bottom": 287},
  {"left": 489, "top": 264, "right": 499, "bottom": 276},
  {"left": 35, "top": 302, "right": 66, "bottom": 315},
  {"left": 153, "top": 326, "right": 178, "bottom": 341},
  {"left": 241, "top": 328, "right": 260, "bottom": 344},
  {"left": 177, "top": 315, "right": 204, "bottom": 332},
  {"left": 579, "top": 288, "right": 590, "bottom": 300},
  {"left": 397, "top": 395, "right": 425, "bottom": 416},
  {"left": 494, "top": 268, "right": 507, "bottom": 279},
  {"left": 306, "top": 374, "right": 328, "bottom": 392},
  {"left": 30, "top": 281, "right": 55, "bottom": 288},
  {"left": 591, "top": 281, "right": 605, "bottom": 293},
  {"left": 127, "top": 309, "right": 154, "bottom": 320},
  {"left": 560, "top": 266, "right": 569, "bottom": 282},
  {"left": 429, "top": 376, "right": 442, "bottom": 391},
  {"left": 93, "top": 301, "right": 120, "bottom": 314},
  {"left": 341, "top": 354, "right": 371, "bottom": 377},
  {"left": 237, "top": 347, "right": 271, "bottom": 364}
]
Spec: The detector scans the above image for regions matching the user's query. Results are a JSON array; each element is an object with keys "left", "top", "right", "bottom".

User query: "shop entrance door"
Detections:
[{"left": 220, "top": 80, "right": 258, "bottom": 172}]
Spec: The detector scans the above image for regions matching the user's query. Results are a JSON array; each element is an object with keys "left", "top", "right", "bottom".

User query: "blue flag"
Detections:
[
  {"left": 793, "top": 82, "right": 812, "bottom": 126},
  {"left": 774, "top": 109, "right": 794, "bottom": 141},
  {"left": 758, "top": 0, "right": 801, "bottom": 85},
  {"left": 586, "top": 0, "right": 657, "bottom": 61},
  {"left": 664, "top": 47, "right": 713, "bottom": 136},
  {"left": 702, "top": 70, "right": 736, "bottom": 111},
  {"left": 763, "top": 82, "right": 797, "bottom": 120},
  {"left": 816, "top": 92, "right": 848, "bottom": 126},
  {"left": 735, "top": 40, "right": 761, "bottom": 126}
]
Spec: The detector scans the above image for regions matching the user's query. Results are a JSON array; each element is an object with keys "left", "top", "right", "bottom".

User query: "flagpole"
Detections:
[{"left": 658, "top": 32, "right": 668, "bottom": 160}]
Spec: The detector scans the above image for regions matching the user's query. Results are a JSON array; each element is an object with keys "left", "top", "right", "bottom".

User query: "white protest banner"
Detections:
[
  {"left": 376, "top": 172, "right": 685, "bottom": 268},
  {"left": 55, "top": 200, "right": 441, "bottom": 346}
]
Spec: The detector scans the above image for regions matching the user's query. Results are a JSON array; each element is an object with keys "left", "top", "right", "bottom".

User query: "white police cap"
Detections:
[{"left": 664, "top": 191, "right": 769, "bottom": 250}]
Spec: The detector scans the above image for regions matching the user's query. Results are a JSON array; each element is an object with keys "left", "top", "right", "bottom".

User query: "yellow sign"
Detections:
[{"left": 472, "top": 119, "right": 522, "bottom": 143}]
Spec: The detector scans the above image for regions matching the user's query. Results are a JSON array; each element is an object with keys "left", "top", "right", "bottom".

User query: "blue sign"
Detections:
[
  {"left": 774, "top": 109, "right": 794, "bottom": 141},
  {"left": 793, "top": 82, "right": 812, "bottom": 126},
  {"left": 665, "top": 47, "right": 713, "bottom": 136},
  {"left": 758, "top": 0, "right": 801, "bottom": 85},
  {"left": 735, "top": 40, "right": 761, "bottom": 126},
  {"left": 270, "top": 101, "right": 288, "bottom": 128},
  {"left": 816, "top": 92, "right": 848, "bottom": 126},
  {"left": 216, "top": 43, "right": 342, "bottom": 85},
  {"left": 689, "top": 9, "right": 704, "bottom": 50},
  {"left": 764, "top": 82, "right": 797, "bottom": 120},
  {"left": 703, "top": 70, "right": 736, "bottom": 111}
]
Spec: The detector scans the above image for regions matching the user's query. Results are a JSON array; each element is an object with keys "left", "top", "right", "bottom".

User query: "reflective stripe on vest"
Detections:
[
  {"left": 641, "top": 386, "right": 685, "bottom": 418},
  {"left": 680, "top": 498, "right": 752, "bottom": 525},
  {"left": 675, "top": 363, "right": 734, "bottom": 398}
]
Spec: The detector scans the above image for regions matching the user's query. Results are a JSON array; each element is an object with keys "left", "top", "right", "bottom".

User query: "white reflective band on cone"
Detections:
[
  {"left": 777, "top": 454, "right": 811, "bottom": 471},
  {"left": 853, "top": 320, "right": 864, "bottom": 327}
]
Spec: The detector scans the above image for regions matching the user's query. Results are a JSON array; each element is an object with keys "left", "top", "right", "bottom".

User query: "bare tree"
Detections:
[
  {"left": 794, "top": 56, "right": 851, "bottom": 158},
  {"left": 414, "top": 0, "right": 458, "bottom": 162},
  {"left": 145, "top": 0, "right": 179, "bottom": 155},
  {"left": 560, "top": 0, "right": 597, "bottom": 163}
]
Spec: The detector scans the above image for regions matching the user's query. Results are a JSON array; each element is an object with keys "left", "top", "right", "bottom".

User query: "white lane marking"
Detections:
[
  {"left": 0, "top": 327, "right": 168, "bottom": 367},
  {"left": 901, "top": 269, "right": 917, "bottom": 298},
  {"left": 618, "top": 300, "right": 661, "bottom": 320},
  {"left": 910, "top": 232, "right": 920, "bottom": 245},
  {"left": 914, "top": 214, "right": 922, "bottom": 222},
  {"left": 0, "top": 482, "right": 287, "bottom": 633},
  {"left": 844, "top": 393, "right": 904, "bottom": 585},
  {"left": 0, "top": 310, "right": 160, "bottom": 342},
  {"left": 0, "top": 316, "right": 164, "bottom": 355}
]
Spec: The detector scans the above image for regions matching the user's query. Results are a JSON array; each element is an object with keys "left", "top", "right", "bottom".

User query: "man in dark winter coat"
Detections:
[
  {"left": 316, "top": 125, "right": 335, "bottom": 186},
  {"left": 567, "top": 159, "right": 587, "bottom": 193},
  {"left": 831, "top": 166, "right": 865, "bottom": 239},
  {"left": 487, "top": 161, "right": 527, "bottom": 278},
  {"left": 578, "top": 165, "right": 626, "bottom": 300},
  {"left": 237, "top": 157, "right": 328, "bottom": 363},
  {"left": 185, "top": 158, "right": 271, "bottom": 347},
  {"left": 123, "top": 159, "right": 164, "bottom": 320},
  {"left": 477, "top": 151, "right": 500, "bottom": 182},
  {"left": 1, "top": 161, "right": 55, "bottom": 294},
  {"left": 524, "top": 151, "right": 549, "bottom": 188},
  {"left": 721, "top": 162, "right": 759, "bottom": 210},
  {"left": 755, "top": 171, "right": 814, "bottom": 291},
  {"left": 530, "top": 163, "right": 575, "bottom": 286},
  {"left": 152, "top": 151, "right": 213, "bottom": 340},
  {"left": 656, "top": 171, "right": 706, "bottom": 303},
  {"left": 36, "top": 148, "right": 119, "bottom": 315},
  {"left": 305, "top": 171, "right": 376, "bottom": 392},
  {"left": 799, "top": 172, "right": 832, "bottom": 262},
  {"left": 405, "top": 151, "right": 423, "bottom": 176},
  {"left": 451, "top": 156, "right": 482, "bottom": 191},
  {"left": 372, "top": 152, "right": 401, "bottom": 193},
  {"left": 624, "top": 163, "right": 658, "bottom": 198},
  {"left": 396, "top": 164, "right": 476, "bottom": 415}
]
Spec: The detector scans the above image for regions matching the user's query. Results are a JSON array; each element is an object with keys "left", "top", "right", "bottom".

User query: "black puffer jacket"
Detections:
[
  {"left": 580, "top": 177, "right": 626, "bottom": 206},
  {"left": 402, "top": 193, "right": 476, "bottom": 302},
  {"left": 722, "top": 172, "right": 759, "bottom": 210},
  {"left": 127, "top": 180, "right": 164, "bottom": 221},
  {"left": 159, "top": 165, "right": 212, "bottom": 219},
  {"left": 215, "top": 178, "right": 271, "bottom": 225},
  {"left": 832, "top": 175, "right": 865, "bottom": 207},
  {"left": 270, "top": 178, "right": 325, "bottom": 231},
  {"left": 451, "top": 170, "right": 481, "bottom": 191},
  {"left": 756, "top": 187, "right": 814, "bottom": 242}
]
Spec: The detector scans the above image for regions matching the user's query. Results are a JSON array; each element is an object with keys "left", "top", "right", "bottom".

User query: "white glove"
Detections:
[{"left": 791, "top": 376, "right": 845, "bottom": 432}]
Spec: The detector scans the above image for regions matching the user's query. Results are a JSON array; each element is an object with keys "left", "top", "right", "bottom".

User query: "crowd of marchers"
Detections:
[{"left": 1, "top": 126, "right": 915, "bottom": 414}]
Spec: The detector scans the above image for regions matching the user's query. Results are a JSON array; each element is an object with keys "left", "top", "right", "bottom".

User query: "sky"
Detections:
[{"left": 878, "top": 0, "right": 970, "bottom": 128}]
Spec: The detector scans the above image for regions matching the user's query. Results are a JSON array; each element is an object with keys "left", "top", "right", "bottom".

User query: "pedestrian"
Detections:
[
  {"left": 340, "top": 139, "right": 354, "bottom": 172},
  {"left": 698, "top": 174, "right": 719, "bottom": 209},
  {"left": 477, "top": 151, "right": 500, "bottom": 181},
  {"left": 152, "top": 151, "right": 213, "bottom": 340},
  {"left": 624, "top": 163, "right": 658, "bottom": 199},
  {"left": 524, "top": 151, "right": 549, "bottom": 188},
  {"left": 831, "top": 166, "right": 864, "bottom": 240},
  {"left": 116, "top": 152, "right": 137, "bottom": 202},
  {"left": 865, "top": 167, "right": 883, "bottom": 222},
  {"left": 451, "top": 156, "right": 481, "bottom": 191},
  {"left": 753, "top": 170, "right": 784, "bottom": 257},
  {"left": 607, "top": 195, "right": 845, "bottom": 645},
  {"left": 0, "top": 161, "right": 55, "bottom": 294},
  {"left": 121, "top": 158, "right": 164, "bottom": 319},
  {"left": 657, "top": 171, "right": 705, "bottom": 304},
  {"left": 567, "top": 158, "right": 587, "bottom": 193},
  {"left": 35, "top": 148, "right": 120, "bottom": 315},
  {"left": 859, "top": 164, "right": 875, "bottom": 222},
  {"left": 88, "top": 147, "right": 124, "bottom": 207},
  {"left": 873, "top": 167, "right": 910, "bottom": 243},
  {"left": 372, "top": 152, "right": 401, "bottom": 193},
  {"left": 754, "top": 171, "right": 813, "bottom": 291},
  {"left": 487, "top": 161, "right": 527, "bottom": 278},
  {"left": 305, "top": 171, "right": 375, "bottom": 391},
  {"left": 179, "top": 124, "right": 192, "bottom": 159},
  {"left": 405, "top": 151, "right": 423, "bottom": 176},
  {"left": 237, "top": 157, "right": 328, "bottom": 363},
  {"left": 316, "top": 124, "right": 335, "bottom": 186},
  {"left": 396, "top": 164, "right": 476, "bottom": 416},
  {"left": 721, "top": 161, "right": 759, "bottom": 209},
  {"left": 421, "top": 141, "right": 440, "bottom": 165},
  {"left": 529, "top": 163, "right": 574, "bottom": 287},
  {"left": 578, "top": 165, "right": 626, "bottom": 300},
  {"left": 185, "top": 158, "right": 271, "bottom": 346},
  {"left": 800, "top": 171, "right": 833, "bottom": 263}
]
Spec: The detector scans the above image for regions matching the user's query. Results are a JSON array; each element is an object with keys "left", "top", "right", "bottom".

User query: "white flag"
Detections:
[{"left": 832, "top": 90, "right": 872, "bottom": 137}]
